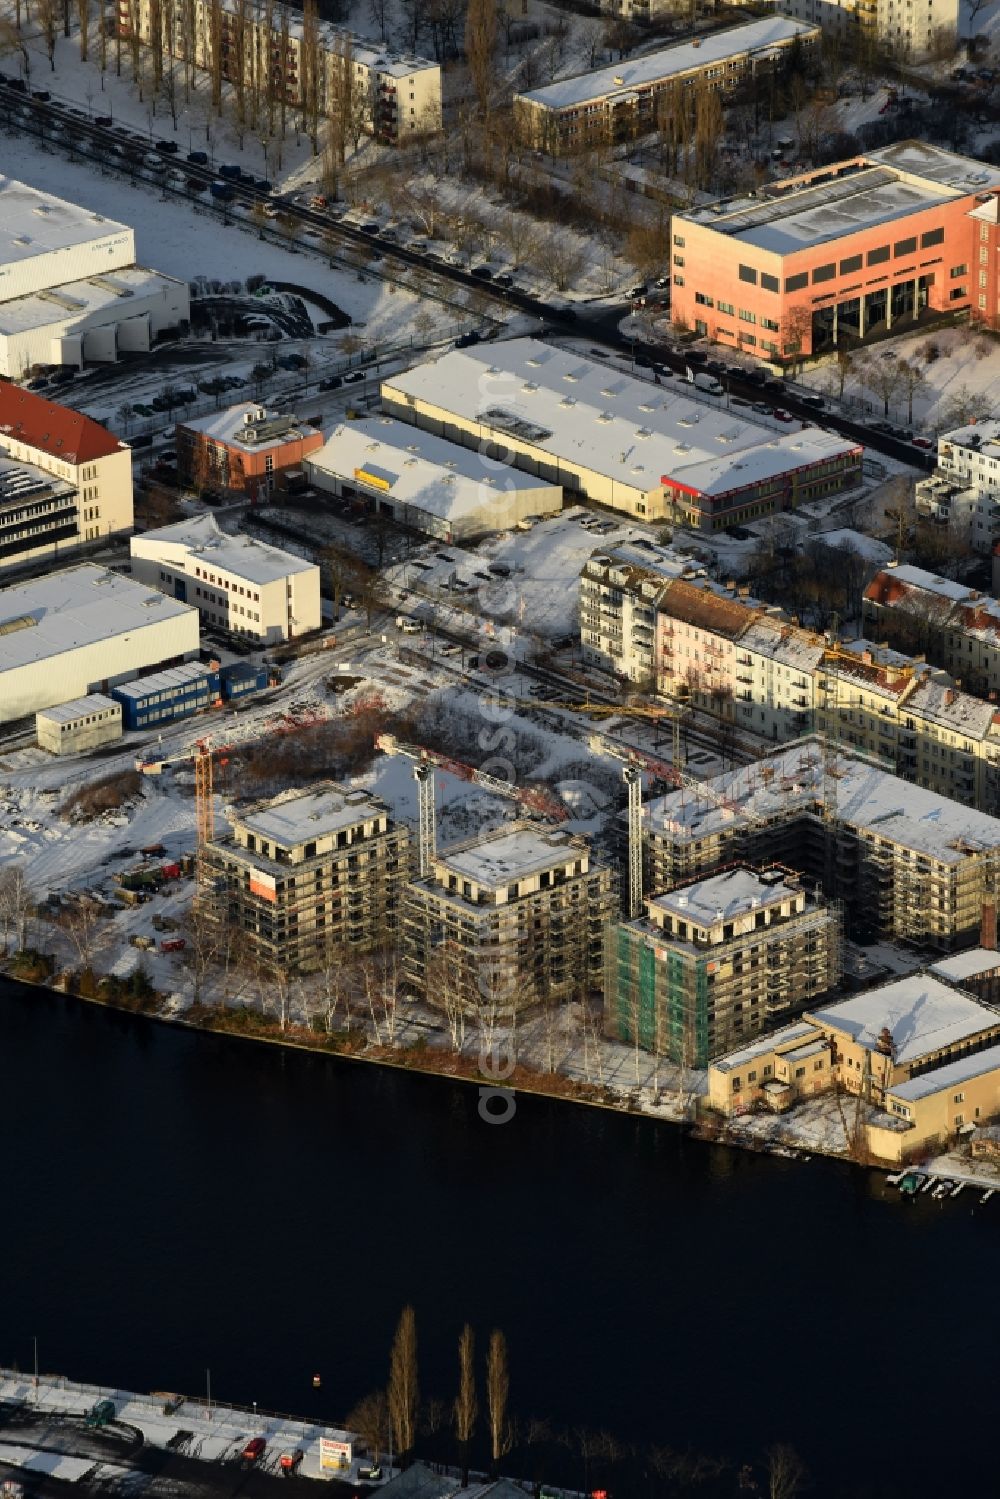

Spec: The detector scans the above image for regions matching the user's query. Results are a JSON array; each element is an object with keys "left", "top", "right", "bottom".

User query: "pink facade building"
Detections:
[{"left": 670, "top": 141, "right": 1000, "bottom": 365}]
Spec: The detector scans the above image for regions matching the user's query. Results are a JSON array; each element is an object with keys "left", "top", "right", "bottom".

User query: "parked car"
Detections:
[
  {"left": 396, "top": 616, "right": 422, "bottom": 634},
  {"left": 771, "top": 408, "right": 794, "bottom": 422},
  {"left": 912, "top": 435, "right": 934, "bottom": 450},
  {"left": 241, "top": 1438, "right": 266, "bottom": 1465},
  {"left": 318, "top": 375, "right": 342, "bottom": 390},
  {"left": 279, "top": 1450, "right": 304, "bottom": 1476},
  {"left": 186, "top": 149, "right": 209, "bottom": 164},
  {"left": 156, "top": 139, "right": 179, "bottom": 153}
]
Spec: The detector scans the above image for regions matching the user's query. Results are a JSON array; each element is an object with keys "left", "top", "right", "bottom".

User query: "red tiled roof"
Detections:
[{"left": 0, "top": 383, "right": 123, "bottom": 465}]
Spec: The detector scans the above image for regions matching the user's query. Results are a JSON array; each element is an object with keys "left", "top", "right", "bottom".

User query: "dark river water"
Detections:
[{"left": 1, "top": 977, "right": 995, "bottom": 1498}]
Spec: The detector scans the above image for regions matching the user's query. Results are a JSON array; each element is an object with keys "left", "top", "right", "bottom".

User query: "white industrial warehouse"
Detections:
[
  {"left": 306, "top": 416, "right": 562, "bottom": 541},
  {"left": 130, "top": 514, "right": 322, "bottom": 642},
  {"left": 0, "top": 176, "right": 190, "bottom": 376},
  {"left": 0, "top": 564, "right": 200, "bottom": 722}
]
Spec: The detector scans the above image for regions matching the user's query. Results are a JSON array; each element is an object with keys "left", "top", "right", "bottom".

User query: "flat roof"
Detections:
[
  {"left": 0, "top": 451, "right": 72, "bottom": 509},
  {"left": 929, "top": 948, "right": 1000, "bottom": 983},
  {"left": 888, "top": 1042, "right": 1000, "bottom": 1103},
  {"left": 112, "top": 661, "right": 214, "bottom": 701},
  {"left": 682, "top": 143, "right": 1000, "bottom": 257},
  {"left": 517, "top": 17, "right": 817, "bottom": 111},
  {"left": 384, "top": 339, "right": 836, "bottom": 499},
  {"left": 644, "top": 736, "right": 1000, "bottom": 861},
  {"left": 666, "top": 427, "right": 858, "bottom": 499},
  {"left": 439, "top": 823, "right": 582, "bottom": 887},
  {"left": 133, "top": 514, "right": 317, "bottom": 585},
  {"left": 940, "top": 417, "right": 1000, "bottom": 455},
  {"left": 806, "top": 975, "right": 999, "bottom": 1065},
  {"left": 713, "top": 1021, "right": 819, "bottom": 1073},
  {"left": 236, "top": 783, "right": 387, "bottom": 847},
  {"left": 308, "top": 416, "right": 553, "bottom": 522},
  {"left": 650, "top": 866, "right": 798, "bottom": 927},
  {"left": 0, "top": 266, "right": 182, "bottom": 335},
  {"left": 178, "top": 403, "right": 320, "bottom": 454},
  {"left": 0, "top": 564, "right": 196, "bottom": 675},
  {"left": 35, "top": 693, "right": 120, "bottom": 724},
  {"left": 0, "top": 176, "right": 130, "bottom": 281}
]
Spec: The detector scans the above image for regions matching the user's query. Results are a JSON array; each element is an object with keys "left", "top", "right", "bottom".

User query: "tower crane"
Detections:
[
  {"left": 517, "top": 699, "right": 688, "bottom": 774},
  {"left": 375, "top": 732, "right": 569, "bottom": 878},
  {"left": 135, "top": 737, "right": 224, "bottom": 852}
]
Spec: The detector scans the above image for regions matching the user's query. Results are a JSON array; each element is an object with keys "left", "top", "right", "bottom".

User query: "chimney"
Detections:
[
  {"left": 945, "top": 688, "right": 955, "bottom": 706},
  {"left": 981, "top": 899, "right": 997, "bottom": 952}
]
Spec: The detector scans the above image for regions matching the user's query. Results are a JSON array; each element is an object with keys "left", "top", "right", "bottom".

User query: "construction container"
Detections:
[
  {"left": 112, "top": 663, "right": 222, "bottom": 731},
  {"left": 219, "top": 662, "right": 268, "bottom": 702}
]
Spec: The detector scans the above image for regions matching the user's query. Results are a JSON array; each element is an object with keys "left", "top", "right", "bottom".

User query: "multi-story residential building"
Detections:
[
  {"left": 671, "top": 142, "right": 1000, "bottom": 365},
  {"left": 175, "top": 405, "right": 324, "bottom": 504},
  {"left": 204, "top": 782, "right": 412, "bottom": 969},
  {"left": 118, "top": 0, "right": 441, "bottom": 144},
  {"left": 579, "top": 544, "right": 687, "bottom": 684},
  {"left": 608, "top": 864, "right": 840, "bottom": 1066},
  {"left": 657, "top": 579, "right": 759, "bottom": 714},
  {"left": 0, "top": 384, "right": 133, "bottom": 568},
  {"left": 862, "top": 563, "right": 1000, "bottom": 698},
  {"left": 382, "top": 339, "right": 861, "bottom": 527},
  {"left": 644, "top": 738, "right": 1000, "bottom": 950},
  {"left": 130, "top": 512, "right": 321, "bottom": 643},
  {"left": 0, "top": 176, "right": 189, "bottom": 376},
  {"left": 783, "top": 0, "right": 958, "bottom": 59},
  {"left": 514, "top": 18, "right": 820, "bottom": 154},
  {"left": 732, "top": 616, "right": 824, "bottom": 742},
  {"left": 402, "top": 821, "right": 616, "bottom": 1014},
  {"left": 916, "top": 419, "right": 1000, "bottom": 553}
]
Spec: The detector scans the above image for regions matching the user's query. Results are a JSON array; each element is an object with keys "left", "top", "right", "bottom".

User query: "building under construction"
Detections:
[
  {"left": 643, "top": 737, "right": 1000, "bottom": 951},
  {"left": 401, "top": 821, "right": 616, "bottom": 1014},
  {"left": 204, "top": 781, "right": 412, "bottom": 969},
  {"left": 608, "top": 864, "right": 841, "bottom": 1066}
]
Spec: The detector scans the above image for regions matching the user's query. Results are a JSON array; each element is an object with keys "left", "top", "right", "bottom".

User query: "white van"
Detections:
[
  {"left": 396, "top": 615, "right": 422, "bottom": 634},
  {"left": 687, "top": 369, "right": 723, "bottom": 396}
]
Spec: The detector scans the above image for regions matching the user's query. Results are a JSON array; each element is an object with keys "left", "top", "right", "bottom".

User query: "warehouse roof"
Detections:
[
  {"left": 35, "top": 693, "right": 120, "bottom": 725},
  {"left": 888, "top": 1041, "right": 1000, "bottom": 1102},
  {"left": 0, "top": 564, "right": 195, "bottom": 675},
  {"left": 308, "top": 416, "right": 553, "bottom": 524},
  {"left": 712, "top": 1021, "right": 820, "bottom": 1073},
  {"left": 930, "top": 948, "right": 1000, "bottom": 983},
  {"left": 133, "top": 514, "right": 318, "bottom": 585},
  {"left": 650, "top": 865, "right": 800, "bottom": 927},
  {"left": 0, "top": 266, "right": 184, "bottom": 335},
  {"left": 806, "top": 975, "right": 1000, "bottom": 1065},
  {"left": 517, "top": 17, "right": 817, "bottom": 110},
  {"left": 0, "top": 176, "right": 130, "bottom": 274},
  {"left": 0, "top": 384, "right": 125, "bottom": 464},
  {"left": 235, "top": 782, "right": 388, "bottom": 847},
  {"left": 383, "top": 340, "right": 833, "bottom": 498},
  {"left": 644, "top": 736, "right": 1000, "bottom": 860},
  {"left": 437, "top": 822, "right": 586, "bottom": 888},
  {"left": 664, "top": 427, "right": 859, "bottom": 498}
]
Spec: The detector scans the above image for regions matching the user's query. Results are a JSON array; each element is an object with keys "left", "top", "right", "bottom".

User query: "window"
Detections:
[
  {"left": 761, "top": 315, "right": 779, "bottom": 331},
  {"left": 980, "top": 247, "right": 989, "bottom": 265},
  {"left": 840, "top": 253, "right": 862, "bottom": 274},
  {"left": 812, "top": 262, "right": 835, "bottom": 284},
  {"left": 695, "top": 291, "right": 714, "bottom": 306},
  {"left": 739, "top": 308, "right": 756, "bottom": 323},
  {"left": 738, "top": 264, "right": 758, "bottom": 284},
  {"left": 718, "top": 300, "right": 735, "bottom": 315},
  {"left": 951, "top": 263, "right": 968, "bottom": 278},
  {"left": 739, "top": 333, "right": 756, "bottom": 345},
  {"left": 748, "top": 1070, "right": 757, "bottom": 1083},
  {"left": 954, "top": 1091, "right": 966, "bottom": 1103},
  {"left": 950, "top": 287, "right": 967, "bottom": 301},
  {"left": 980, "top": 270, "right": 988, "bottom": 288},
  {"left": 795, "top": 1066, "right": 806, "bottom": 1079},
  {"left": 761, "top": 272, "right": 779, "bottom": 293},
  {"left": 694, "top": 318, "right": 707, "bottom": 335},
  {"left": 785, "top": 271, "right": 808, "bottom": 292},
  {"left": 921, "top": 226, "right": 944, "bottom": 249},
  {"left": 673, "top": 233, "right": 685, "bottom": 248},
  {"left": 894, "top": 235, "right": 917, "bottom": 257},
  {"left": 673, "top": 274, "right": 685, "bottom": 287},
  {"left": 867, "top": 245, "right": 890, "bottom": 266}
]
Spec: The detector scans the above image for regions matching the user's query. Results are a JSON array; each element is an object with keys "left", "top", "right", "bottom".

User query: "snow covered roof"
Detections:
[
  {"left": 0, "top": 384, "right": 125, "bottom": 464},
  {"left": 35, "top": 692, "right": 120, "bottom": 725},
  {"left": 112, "top": 660, "right": 215, "bottom": 702},
  {"left": 869, "top": 140, "right": 1000, "bottom": 192},
  {"left": 939, "top": 417, "right": 1000, "bottom": 456},
  {"left": 0, "top": 175, "right": 130, "bottom": 278},
  {"left": 737, "top": 616, "right": 825, "bottom": 672},
  {"left": 0, "top": 266, "right": 184, "bottom": 335},
  {"left": 0, "top": 564, "right": 195, "bottom": 674},
  {"left": 517, "top": 17, "right": 817, "bottom": 111},
  {"left": 806, "top": 974, "right": 1000, "bottom": 1065},
  {"left": 664, "top": 428, "right": 859, "bottom": 499},
  {"left": 178, "top": 404, "right": 321, "bottom": 454},
  {"left": 307, "top": 416, "right": 555, "bottom": 523},
  {"left": 383, "top": 339, "right": 826, "bottom": 499},
  {"left": 712, "top": 1021, "right": 820, "bottom": 1073},
  {"left": 438, "top": 822, "right": 585, "bottom": 888},
  {"left": 133, "top": 514, "right": 317, "bottom": 585},
  {"left": 650, "top": 865, "right": 799, "bottom": 928},
  {"left": 235, "top": 782, "right": 387, "bottom": 847},
  {"left": 644, "top": 736, "right": 1000, "bottom": 860},
  {"left": 929, "top": 948, "right": 1000, "bottom": 983},
  {"left": 887, "top": 1041, "right": 1000, "bottom": 1102}
]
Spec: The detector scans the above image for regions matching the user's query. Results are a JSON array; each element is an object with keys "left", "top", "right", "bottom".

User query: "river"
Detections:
[{"left": 1, "top": 977, "right": 994, "bottom": 1498}]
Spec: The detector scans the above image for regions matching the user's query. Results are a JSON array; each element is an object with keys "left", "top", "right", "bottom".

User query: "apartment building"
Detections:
[
  {"left": 0, "top": 385, "right": 133, "bottom": 568},
  {"left": 862, "top": 564, "right": 1000, "bottom": 698},
  {"left": 513, "top": 18, "right": 820, "bottom": 154},
  {"left": 733, "top": 616, "right": 824, "bottom": 741},
  {"left": 118, "top": 0, "right": 441, "bottom": 144},
  {"left": 204, "top": 782, "right": 412, "bottom": 969},
  {"left": 579, "top": 544, "right": 687, "bottom": 684},
  {"left": 608, "top": 864, "right": 840, "bottom": 1067},
  {"left": 915, "top": 418, "right": 1000, "bottom": 554},
  {"left": 643, "top": 738, "right": 1000, "bottom": 951},
  {"left": 175, "top": 405, "right": 324, "bottom": 504},
  {"left": 401, "top": 822, "right": 616, "bottom": 1015},
  {"left": 783, "top": 0, "right": 958, "bottom": 59},
  {"left": 131, "top": 513, "right": 320, "bottom": 643},
  {"left": 671, "top": 142, "right": 1000, "bottom": 365},
  {"left": 381, "top": 339, "right": 861, "bottom": 527}
]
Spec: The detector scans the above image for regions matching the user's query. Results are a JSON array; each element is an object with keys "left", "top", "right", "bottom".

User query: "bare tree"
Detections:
[
  {"left": 37, "top": 0, "right": 60, "bottom": 70},
  {"left": 347, "top": 1391, "right": 391, "bottom": 1465},
  {"left": 388, "top": 1305, "right": 419, "bottom": 1462},
  {"left": 768, "top": 1443, "right": 808, "bottom": 1499},
  {"left": 465, "top": 0, "right": 498, "bottom": 118},
  {"left": 486, "top": 1328, "right": 512, "bottom": 1470},
  {"left": 0, "top": 864, "right": 31, "bottom": 954},
  {"left": 0, "top": 19, "right": 32, "bottom": 84},
  {"left": 535, "top": 228, "right": 586, "bottom": 293},
  {"left": 453, "top": 1323, "right": 477, "bottom": 1487},
  {"left": 858, "top": 354, "right": 905, "bottom": 418},
  {"left": 897, "top": 356, "right": 928, "bottom": 425}
]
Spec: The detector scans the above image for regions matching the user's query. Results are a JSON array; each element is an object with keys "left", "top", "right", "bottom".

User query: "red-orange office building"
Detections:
[{"left": 670, "top": 141, "right": 1000, "bottom": 365}]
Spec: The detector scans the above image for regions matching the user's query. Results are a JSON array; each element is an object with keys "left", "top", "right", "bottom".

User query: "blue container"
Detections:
[
  {"left": 113, "top": 665, "right": 221, "bottom": 730},
  {"left": 220, "top": 663, "right": 267, "bottom": 701}
]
